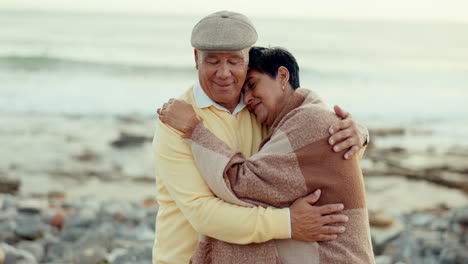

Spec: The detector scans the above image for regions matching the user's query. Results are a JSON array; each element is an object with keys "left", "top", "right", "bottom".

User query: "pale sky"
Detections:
[{"left": 1, "top": 0, "right": 468, "bottom": 23}]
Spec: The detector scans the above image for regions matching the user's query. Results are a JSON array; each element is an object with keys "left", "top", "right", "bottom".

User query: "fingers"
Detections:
[
  {"left": 320, "top": 225, "right": 346, "bottom": 235},
  {"left": 333, "top": 105, "right": 350, "bottom": 119},
  {"left": 320, "top": 214, "right": 349, "bottom": 225},
  {"left": 333, "top": 137, "right": 356, "bottom": 153},
  {"left": 319, "top": 203, "right": 345, "bottom": 215},
  {"left": 315, "top": 234, "right": 338, "bottom": 242},
  {"left": 344, "top": 145, "right": 359, "bottom": 160},
  {"left": 328, "top": 128, "right": 352, "bottom": 145},
  {"left": 302, "top": 189, "right": 321, "bottom": 204},
  {"left": 328, "top": 119, "right": 352, "bottom": 135}
]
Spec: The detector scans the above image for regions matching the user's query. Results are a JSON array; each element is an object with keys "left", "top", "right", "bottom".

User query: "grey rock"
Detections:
[
  {"left": 76, "top": 222, "right": 116, "bottom": 250},
  {"left": 410, "top": 213, "right": 434, "bottom": 227},
  {"left": 17, "top": 241, "right": 44, "bottom": 262},
  {"left": 116, "top": 223, "right": 154, "bottom": 242},
  {"left": 73, "top": 246, "right": 107, "bottom": 264},
  {"left": 61, "top": 227, "right": 87, "bottom": 242},
  {"left": 375, "top": 255, "right": 392, "bottom": 264},
  {"left": 81, "top": 198, "right": 102, "bottom": 214},
  {"left": 371, "top": 217, "right": 404, "bottom": 254},
  {"left": 111, "top": 243, "right": 152, "bottom": 264},
  {"left": 44, "top": 242, "right": 75, "bottom": 263},
  {"left": 63, "top": 209, "right": 96, "bottom": 229},
  {"left": 0, "top": 219, "right": 17, "bottom": 242},
  {"left": 1, "top": 242, "right": 37, "bottom": 264},
  {"left": 107, "top": 248, "right": 127, "bottom": 263},
  {"left": 36, "top": 232, "right": 60, "bottom": 250},
  {"left": 111, "top": 133, "right": 150, "bottom": 148},
  {"left": 0, "top": 195, "right": 17, "bottom": 210},
  {"left": 14, "top": 212, "right": 44, "bottom": 240}
]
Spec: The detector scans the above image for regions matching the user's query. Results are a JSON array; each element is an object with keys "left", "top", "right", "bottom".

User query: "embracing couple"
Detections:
[{"left": 153, "top": 10, "right": 375, "bottom": 264}]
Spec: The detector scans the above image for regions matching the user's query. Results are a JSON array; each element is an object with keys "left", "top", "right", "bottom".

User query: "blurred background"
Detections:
[{"left": 0, "top": 1, "right": 467, "bottom": 263}]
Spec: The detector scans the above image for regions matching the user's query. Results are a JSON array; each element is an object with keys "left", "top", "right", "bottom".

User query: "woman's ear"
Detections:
[{"left": 277, "top": 66, "right": 290, "bottom": 86}]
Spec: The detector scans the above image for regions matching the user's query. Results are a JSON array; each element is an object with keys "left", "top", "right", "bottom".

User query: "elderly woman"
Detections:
[{"left": 158, "top": 47, "right": 375, "bottom": 264}]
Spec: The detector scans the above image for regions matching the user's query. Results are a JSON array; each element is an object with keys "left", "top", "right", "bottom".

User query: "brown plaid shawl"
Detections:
[{"left": 187, "top": 88, "right": 375, "bottom": 263}]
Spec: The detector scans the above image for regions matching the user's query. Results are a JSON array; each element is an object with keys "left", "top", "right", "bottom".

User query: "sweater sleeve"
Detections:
[
  {"left": 186, "top": 107, "right": 342, "bottom": 208},
  {"left": 153, "top": 120, "right": 290, "bottom": 244},
  {"left": 188, "top": 121, "right": 311, "bottom": 208}
]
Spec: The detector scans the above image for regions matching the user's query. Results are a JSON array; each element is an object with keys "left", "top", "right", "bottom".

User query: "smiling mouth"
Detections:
[{"left": 214, "top": 82, "right": 233, "bottom": 88}]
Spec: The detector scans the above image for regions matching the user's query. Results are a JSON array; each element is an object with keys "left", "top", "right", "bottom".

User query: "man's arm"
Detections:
[
  {"left": 155, "top": 120, "right": 290, "bottom": 244},
  {"left": 154, "top": 120, "right": 346, "bottom": 244}
]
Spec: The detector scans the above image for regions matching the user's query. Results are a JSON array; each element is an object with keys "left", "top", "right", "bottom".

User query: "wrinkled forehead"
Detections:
[{"left": 199, "top": 48, "right": 249, "bottom": 60}]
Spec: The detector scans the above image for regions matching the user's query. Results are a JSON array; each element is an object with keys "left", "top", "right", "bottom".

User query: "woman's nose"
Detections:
[{"left": 243, "top": 90, "right": 253, "bottom": 105}]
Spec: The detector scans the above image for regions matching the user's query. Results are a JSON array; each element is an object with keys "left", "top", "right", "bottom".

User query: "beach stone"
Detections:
[
  {"left": 75, "top": 222, "right": 115, "bottom": 250},
  {"left": 375, "top": 255, "right": 392, "bottom": 264},
  {"left": 111, "top": 243, "right": 152, "bottom": 264},
  {"left": 49, "top": 211, "right": 66, "bottom": 229},
  {"left": 74, "top": 246, "right": 107, "bottom": 264},
  {"left": 17, "top": 242, "right": 44, "bottom": 263},
  {"left": 111, "top": 133, "right": 150, "bottom": 148},
  {"left": 0, "top": 208, "right": 16, "bottom": 222},
  {"left": 370, "top": 212, "right": 396, "bottom": 228},
  {"left": 116, "top": 223, "right": 154, "bottom": 242},
  {"left": 0, "top": 195, "right": 16, "bottom": 210},
  {"left": 81, "top": 198, "right": 102, "bottom": 214},
  {"left": 101, "top": 201, "right": 144, "bottom": 223},
  {"left": 410, "top": 213, "right": 434, "bottom": 227},
  {"left": 107, "top": 248, "right": 127, "bottom": 263},
  {"left": 44, "top": 242, "right": 75, "bottom": 262},
  {"left": 452, "top": 207, "right": 468, "bottom": 226},
  {"left": 1, "top": 243, "right": 37, "bottom": 264},
  {"left": 63, "top": 209, "right": 96, "bottom": 229},
  {"left": 14, "top": 210, "right": 44, "bottom": 240},
  {"left": 36, "top": 233, "right": 60, "bottom": 250},
  {"left": 0, "top": 220, "right": 17, "bottom": 242},
  {"left": 371, "top": 216, "right": 404, "bottom": 254},
  {"left": 61, "top": 227, "right": 87, "bottom": 242}
]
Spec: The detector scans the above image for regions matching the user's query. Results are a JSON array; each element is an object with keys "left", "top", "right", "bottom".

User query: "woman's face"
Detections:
[{"left": 243, "top": 70, "right": 286, "bottom": 126}]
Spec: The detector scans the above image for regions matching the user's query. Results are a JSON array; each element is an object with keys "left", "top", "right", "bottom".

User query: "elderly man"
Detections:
[{"left": 152, "top": 11, "right": 369, "bottom": 264}]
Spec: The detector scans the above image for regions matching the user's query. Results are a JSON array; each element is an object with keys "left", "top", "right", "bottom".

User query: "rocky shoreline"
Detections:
[
  {"left": 0, "top": 113, "right": 467, "bottom": 263},
  {"left": 1, "top": 193, "right": 466, "bottom": 264}
]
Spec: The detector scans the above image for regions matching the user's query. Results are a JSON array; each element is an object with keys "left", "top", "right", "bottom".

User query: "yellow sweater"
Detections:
[{"left": 152, "top": 87, "right": 290, "bottom": 264}]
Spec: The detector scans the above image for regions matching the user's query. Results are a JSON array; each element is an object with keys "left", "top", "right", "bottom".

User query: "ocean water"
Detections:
[{"left": 1, "top": 10, "right": 468, "bottom": 124}]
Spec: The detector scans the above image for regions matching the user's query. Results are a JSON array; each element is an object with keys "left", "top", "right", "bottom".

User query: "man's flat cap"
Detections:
[{"left": 191, "top": 10, "right": 258, "bottom": 52}]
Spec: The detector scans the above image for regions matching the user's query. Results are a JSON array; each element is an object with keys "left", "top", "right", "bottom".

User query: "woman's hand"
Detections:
[{"left": 157, "top": 98, "right": 202, "bottom": 137}]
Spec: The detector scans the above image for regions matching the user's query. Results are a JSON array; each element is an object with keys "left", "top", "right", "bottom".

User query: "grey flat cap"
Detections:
[{"left": 191, "top": 10, "right": 258, "bottom": 52}]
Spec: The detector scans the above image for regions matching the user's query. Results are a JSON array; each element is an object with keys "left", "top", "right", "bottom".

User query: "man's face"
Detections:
[{"left": 195, "top": 49, "right": 249, "bottom": 108}]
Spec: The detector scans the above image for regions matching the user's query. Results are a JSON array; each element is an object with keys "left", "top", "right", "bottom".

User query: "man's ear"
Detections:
[
  {"left": 194, "top": 49, "right": 199, "bottom": 70},
  {"left": 277, "top": 66, "right": 290, "bottom": 86}
]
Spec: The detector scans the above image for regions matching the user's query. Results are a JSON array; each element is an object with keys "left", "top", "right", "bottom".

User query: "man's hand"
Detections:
[
  {"left": 290, "top": 190, "right": 348, "bottom": 242},
  {"left": 328, "top": 105, "right": 368, "bottom": 159}
]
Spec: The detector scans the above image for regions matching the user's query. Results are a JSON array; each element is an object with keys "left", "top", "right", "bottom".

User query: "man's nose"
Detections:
[{"left": 216, "top": 62, "right": 231, "bottom": 79}]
